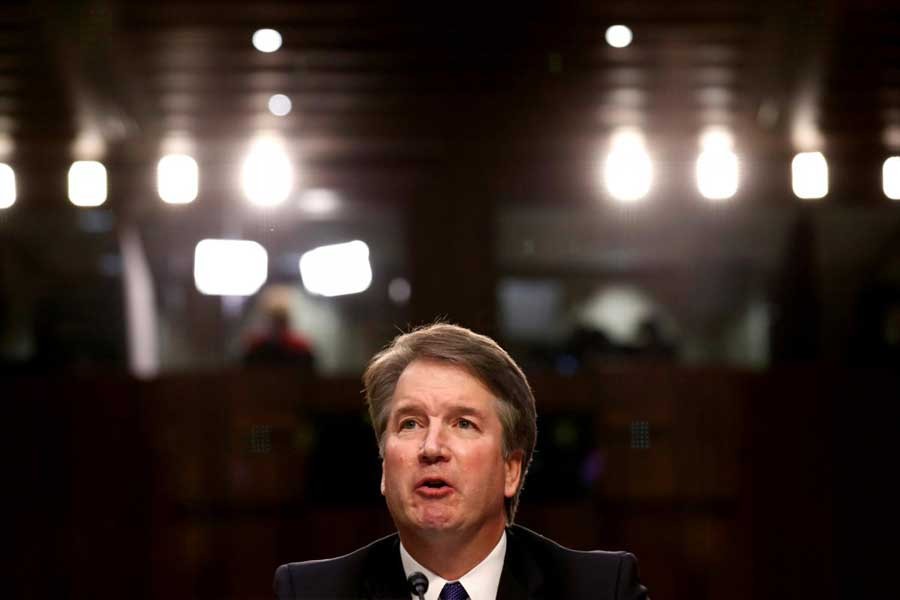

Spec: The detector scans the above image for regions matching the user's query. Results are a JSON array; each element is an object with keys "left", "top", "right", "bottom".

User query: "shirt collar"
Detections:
[{"left": 399, "top": 531, "right": 507, "bottom": 600}]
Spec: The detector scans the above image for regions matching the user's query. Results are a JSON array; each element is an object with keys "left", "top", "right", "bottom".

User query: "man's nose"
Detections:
[{"left": 418, "top": 423, "right": 449, "bottom": 463}]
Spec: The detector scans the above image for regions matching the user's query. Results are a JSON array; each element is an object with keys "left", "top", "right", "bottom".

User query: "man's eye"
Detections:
[
  {"left": 400, "top": 419, "right": 418, "bottom": 430},
  {"left": 457, "top": 418, "right": 474, "bottom": 429}
]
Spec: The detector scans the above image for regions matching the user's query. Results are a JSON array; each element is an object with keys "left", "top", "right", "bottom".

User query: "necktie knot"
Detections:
[{"left": 439, "top": 581, "right": 469, "bottom": 600}]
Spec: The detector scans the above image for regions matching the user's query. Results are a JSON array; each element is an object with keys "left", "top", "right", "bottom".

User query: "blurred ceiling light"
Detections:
[
  {"left": 697, "top": 149, "right": 739, "bottom": 201},
  {"left": 603, "top": 128, "right": 652, "bottom": 203},
  {"left": 697, "top": 128, "right": 738, "bottom": 201},
  {"left": 157, "top": 154, "right": 198, "bottom": 204},
  {"left": 388, "top": 277, "right": 411, "bottom": 304},
  {"left": 791, "top": 152, "right": 828, "bottom": 200},
  {"left": 299, "top": 188, "right": 340, "bottom": 215},
  {"left": 605, "top": 25, "right": 633, "bottom": 48},
  {"left": 252, "top": 28, "right": 282, "bottom": 53},
  {"left": 68, "top": 160, "right": 107, "bottom": 207},
  {"left": 240, "top": 137, "right": 294, "bottom": 207},
  {"left": 0, "top": 163, "right": 14, "bottom": 209},
  {"left": 883, "top": 157, "right": 900, "bottom": 200},
  {"left": 194, "top": 239, "right": 268, "bottom": 296},
  {"left": 299, "top": 240, "right": 373, "bottom": 297},
  {"left": 268, "top": 94, "right": 292, "bottom": 117}
]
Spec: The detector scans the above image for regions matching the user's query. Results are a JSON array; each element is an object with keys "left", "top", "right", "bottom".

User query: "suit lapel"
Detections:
[
  {"left": 363, "top": 534, "right": 411, "bottom": 600},
  {"left": 496, "top": 527, "right": 545, "bottom": 600}
]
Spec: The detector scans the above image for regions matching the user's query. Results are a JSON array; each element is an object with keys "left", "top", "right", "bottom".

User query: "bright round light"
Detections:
[
  {"left": 696, "top": 150, "right": 739, "bottom": 201},
  {"left": 268, "top": 94, "right": 292, "bottom": 117},
  {"left": 605, "top": 25, "right": 633, "bottom": 49},
  {"left": 240, "top": 138, "right": 294, "bottom": 207},
  {"left": 603, "top": 129, "right": 652, "bottom": 203},
  {"left": 157, "top": 154, "right": 198, "bottom": 204},
  {"left": 299, "top": 240, "right": 373, "bottom": 297},
  {"left": 194, "top": 239, "right": 268, "bottom": 296},
  {"left": 0, "top": 163, "right": 15, "bottom": 209},
  {"left": 883, "top": 156, "right": 900, "bottom": 200},
  {"left": 68, "top": 160, "right": 107, "bottom": 207},
  {"left": 252, "top": 28, "right": 282, "bottom": 53},
  {"left": 791, "top": 152, "right": 828, "bottom": 200}
]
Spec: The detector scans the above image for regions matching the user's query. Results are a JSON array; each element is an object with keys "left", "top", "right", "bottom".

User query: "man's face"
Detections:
[{"left": 380, "top": 359, "right": 523, "bottom": 541}]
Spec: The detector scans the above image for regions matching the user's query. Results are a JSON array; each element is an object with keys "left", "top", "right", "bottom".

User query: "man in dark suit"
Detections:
[{"left": 275, "top": 324, "right": 648, "bottom": 600}]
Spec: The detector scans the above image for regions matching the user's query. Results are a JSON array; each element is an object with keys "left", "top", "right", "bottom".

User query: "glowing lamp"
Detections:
[
  {"left": 792, "top": 152, "right": 828, "bottom": 199},
  {"left": 68, "top": 161, "right": 107, "bottom": 207},
  {"left": 157, "top": 154, "right": 198, "bottom": 204},
  {"left": 240, "top": 138, "right": 294, "bottom": 207},
  {"left": 194, "top": 239, "right": 268, "bottom": 296},
  {"left": 604, "top": 129, "right": 652, "bottom": 203},
  {"left": 883, "top": 157, "right": 900, "bottom": 200},
  {"left": 299, "top": 240, "right": 372, "bottom": 297},
  {"left": 0, "top": 163, "right": 15, "bottom": 209}
]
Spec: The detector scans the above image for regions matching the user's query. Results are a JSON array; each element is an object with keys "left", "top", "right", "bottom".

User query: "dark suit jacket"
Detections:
[{"left": 274, "top": 525, "right": 648, "bottom": 599}]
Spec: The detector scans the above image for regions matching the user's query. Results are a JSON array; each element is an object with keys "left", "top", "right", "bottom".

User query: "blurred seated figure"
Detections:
[
  {"left": 568, "top": 323, "right": 619, "bottom": 365},
  {"left": 243, "top": 305, "right": 315, "bottom": 373},
  {"left": 565, "top": 316, "right": 677, "bottom": 371},
  {"left": 633, "top": 316, "right": 676, "bottom": 360}
]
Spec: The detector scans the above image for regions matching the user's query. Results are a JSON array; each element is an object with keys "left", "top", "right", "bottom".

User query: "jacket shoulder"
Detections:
[
  {"left": 274, "top": 533, "right": 399, "bottom": 600},
  {"left": 507, "top": 525, "right": 648, "bottom": 599}
]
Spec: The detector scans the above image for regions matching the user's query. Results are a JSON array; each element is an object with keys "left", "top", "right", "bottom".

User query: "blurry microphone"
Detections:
[{"left": 407, "top": 571, "right": 428, "bottom": 600}]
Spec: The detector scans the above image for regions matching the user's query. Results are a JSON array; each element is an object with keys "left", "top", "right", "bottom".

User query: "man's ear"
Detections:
[
  {"left": 380, "top": 461, "right": 386, "bottom": 496},
  {"left": 504, "top": 449, "right": 524, "bottom": 498}
]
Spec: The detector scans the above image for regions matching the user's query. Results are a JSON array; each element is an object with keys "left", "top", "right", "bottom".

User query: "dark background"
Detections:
[{"left": 3, "top": 1, "right": 899, "bottom": 598}]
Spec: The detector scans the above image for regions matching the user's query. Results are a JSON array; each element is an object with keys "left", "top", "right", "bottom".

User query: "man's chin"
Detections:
[
  {"left": 414, "top": 513, "right": 459, "bottom": 533},
  {"left": 400, "top": 509, "right": 464, "bottom": 537}
]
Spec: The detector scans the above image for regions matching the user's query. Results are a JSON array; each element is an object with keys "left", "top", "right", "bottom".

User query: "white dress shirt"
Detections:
[{"left": 399, "top": 531, "right": 507, "bottom": 600}]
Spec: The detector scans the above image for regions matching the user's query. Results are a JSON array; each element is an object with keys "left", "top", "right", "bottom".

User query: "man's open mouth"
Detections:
[
  {"left": 415, "top": 478, "right": 453, "bottom": 496},
  {"left": 418, "top": 478, "right": 449, "bottom": 488}
]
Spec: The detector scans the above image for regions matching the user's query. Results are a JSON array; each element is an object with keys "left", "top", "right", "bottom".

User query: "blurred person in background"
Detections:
[
  {"left": 243, "top": 304, "right": 315, "bottom": 374},
  {"left": 274, "top": 323, "right": 647, "bottom": 600}
]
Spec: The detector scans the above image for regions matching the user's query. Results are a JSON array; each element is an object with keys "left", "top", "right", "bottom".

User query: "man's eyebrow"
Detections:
[
  {"left": 389, "top": 400, "right": 425, "bottom": 416},
  {"left": 444, "top": 404, "right": 488, "bottom": 417},
  {"left": 388, "top": 401, "right": 490, "bottom": 418}
]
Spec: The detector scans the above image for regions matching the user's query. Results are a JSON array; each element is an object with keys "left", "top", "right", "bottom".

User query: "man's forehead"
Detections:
[
  {"left": 388, "top": 360, "right": 500, "bottom": 414},
  {"left": 396, "top": 358, "right": 490, "bottom": 386},
  {"left": 389, "top": 397, "right": 493, "bottom": 415},
  {"left": 393, "top": 359, "right": 494, "bottom": 393}
]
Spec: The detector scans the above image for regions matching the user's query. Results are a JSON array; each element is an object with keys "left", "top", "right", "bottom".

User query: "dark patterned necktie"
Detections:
[{"left": 438, "top": 581, "right": 469, "bottom": 600}]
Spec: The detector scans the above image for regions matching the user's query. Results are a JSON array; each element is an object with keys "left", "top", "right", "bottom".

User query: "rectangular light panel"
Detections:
[{"left": 194, "top": 239, "right": 268, "bottom": 296}]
